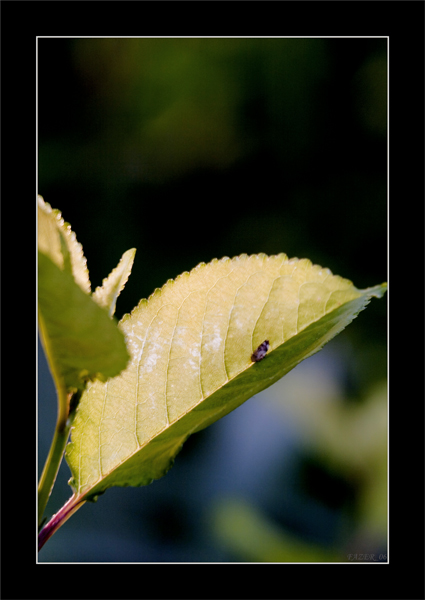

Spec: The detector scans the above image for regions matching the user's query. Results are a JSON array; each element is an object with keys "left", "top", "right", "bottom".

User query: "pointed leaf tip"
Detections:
[{"left": 92, "top": 249, "right": 136, "bottom": 317}]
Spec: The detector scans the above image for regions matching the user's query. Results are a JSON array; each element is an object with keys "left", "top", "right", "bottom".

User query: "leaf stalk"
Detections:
[{"left": 38, "top": 494, "right": 85, "bottom": 551}]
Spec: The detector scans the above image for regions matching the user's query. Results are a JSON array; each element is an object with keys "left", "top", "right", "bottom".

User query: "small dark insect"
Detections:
[{"left": 251, "top": 340, "right": 270, "bottom": 363}]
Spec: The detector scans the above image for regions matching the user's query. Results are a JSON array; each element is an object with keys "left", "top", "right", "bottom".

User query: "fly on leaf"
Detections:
[{"left": 251, "top": 340, "right": 270, "bottom": 363}]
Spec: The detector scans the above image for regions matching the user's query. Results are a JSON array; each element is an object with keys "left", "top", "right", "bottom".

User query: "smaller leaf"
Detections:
[
  {"left": 92, "top": 249, "right": 136, "bottom": 317},
  {"left": 38, "top": 251, "right": 130, "bottom": 392}
]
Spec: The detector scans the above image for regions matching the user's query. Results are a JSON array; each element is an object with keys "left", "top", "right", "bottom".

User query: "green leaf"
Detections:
[
  {"left": 92, "top": 249, "right": 136, "bottom": 317},
  {"left": 65, "top": 253, "right": 386, "bottom": 501},
  {"left": 38, "top": 251, "right": 130, "bottom": 392}
]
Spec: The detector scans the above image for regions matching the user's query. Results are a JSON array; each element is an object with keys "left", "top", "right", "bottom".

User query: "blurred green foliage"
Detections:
[{"left": 211, "top": 379, "right": 387, "bottom": 562}]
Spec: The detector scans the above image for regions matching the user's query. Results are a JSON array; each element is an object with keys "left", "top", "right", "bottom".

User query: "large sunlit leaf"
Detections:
[{"left": 65, "top": 253, "right": 386, "bottom": 502}]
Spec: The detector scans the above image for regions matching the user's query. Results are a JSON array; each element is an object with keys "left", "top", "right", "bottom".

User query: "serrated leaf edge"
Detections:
[{"left": 38, "top": 195, "right": 91, "bottom": 294}]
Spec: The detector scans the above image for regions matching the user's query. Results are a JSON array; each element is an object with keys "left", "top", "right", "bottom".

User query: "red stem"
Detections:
[{"left": 38, "top": 494, "right": 85, "bottom": 551}]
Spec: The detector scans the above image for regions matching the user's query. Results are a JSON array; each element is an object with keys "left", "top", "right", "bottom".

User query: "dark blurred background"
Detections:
[{"left": 38, "top": 37, "right": 387, "bottom": 563}]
